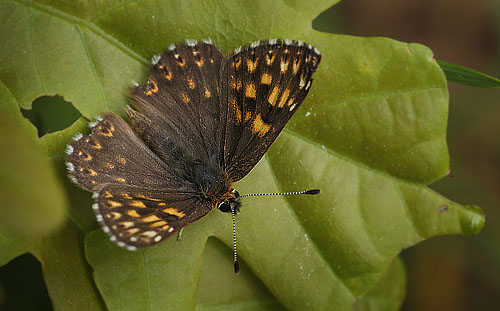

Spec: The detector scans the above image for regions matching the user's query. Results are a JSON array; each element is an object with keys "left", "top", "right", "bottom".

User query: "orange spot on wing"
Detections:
[
  {"left": 195, "top": 58, "right": 204, "bottom": 67},
  {"left": 246, "top": 57, "right": 259, "bottom": 73},
  {"left": 266, "top": 53, "right": 276, "bottom": 65},
  {"left": 107, "top": 200, "right": 122, "bottom": 208},
  {"left": 268, "top": 86, "right": 279, "bottom": 106},
  {"left": 130, "top": 201, "right": 147, "bottom": 208},
  {"left": 163, "top": 208, "right": 186, "bottom": 218},
  {"left": 231, "top": 98, "right": 242, "bottom": 123},
  {"left": 280, "top": 57, "right": 289, "bottom": 73},
  {"left": 233, "top": 57, "right": 242, "bottom": 69},
  {"left": 251, "top": 114, "right": 271, "bottom": 137},
  {"left": 127, "top": 210, "right": 140, "bottom": 217},
  {"left": 143, "top": 215, "right": 161, "bottom": 222},
  {"left": 181, "top": 93, "right": 189, "bottom": 103},
  {"left": 103, "top": 191, "right": 113, "bottom": 198},
  {"left": 245, "top": 82, "right": 256, "bottom": 98},
  {"left": 261, "top": 73, "right": 272, "bottom": 85},
  {"left": 145, "top": 80, "right": 158, "bottom": 96},
  {"left": 293, "top": 59, "right": 302, "bottom": 74},
  {"left": 151, "top": 221, "right": 168, "bottom": 227},
  {"left": 278, "top": 88, "right": 290, "bottom": 108}
]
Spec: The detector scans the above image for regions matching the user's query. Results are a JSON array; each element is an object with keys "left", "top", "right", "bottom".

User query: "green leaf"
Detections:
[
  {"left": 0, "top": 0, "right": 484, "bottom": 310},
  {"left": 351, "top": 257, "right": 406, "bottom": 311},
  {"left": 0, "top": 80, "right": 66, "bottom": 235},
  {"left": 438, "top": 60, "right": 500, "bottom": 88}
]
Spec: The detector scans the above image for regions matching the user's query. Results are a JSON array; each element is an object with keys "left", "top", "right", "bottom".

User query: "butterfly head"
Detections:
[{"left": 217, "top": 189, "right": 241, "bottom": 214}]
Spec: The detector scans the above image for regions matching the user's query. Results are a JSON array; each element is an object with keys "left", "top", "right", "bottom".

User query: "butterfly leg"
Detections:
[{"left": 177, "top": 228, "right": 184, "bottom": 241}]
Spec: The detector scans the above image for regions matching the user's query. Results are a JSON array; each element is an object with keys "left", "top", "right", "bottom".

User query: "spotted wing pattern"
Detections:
[
  {"left": 65, "top": 113, "right": 187, "bottom": 192},
  {"left": 220, "top": 39, "right": 321, "bottom": 181},
  {"left": 94, "top": 184, "right": 212, "bottom": 250},
  {"left": 129, "top": 40, "right": 225, "bottom": 163}
]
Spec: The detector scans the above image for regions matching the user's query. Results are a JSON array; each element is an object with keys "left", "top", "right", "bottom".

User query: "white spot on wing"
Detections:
[
  {"left": 168, "top": 44, "right": 176, "bottom": 51},
  {"left": 96, "top": 116, "right": 103, "bottom": 122},
  {"left": 127, "top": 245, "right": 137, "bottom": 251},
  {"left": 314, "top": 47, "right": 320, "bottom": 55},
  {"left": 130, "top": 236, "right": 138, "bottom": 242},
  {"left": 65, "top": 145, "right": 74, "bottom": 155},
  {"left": 96, "top": 215, "right": 103, "bottom": 222},
  {"left": 250, "top": 40, "right": 260, "bottom": 48},
  {"left": 186, "top": 39, "right": 197, "bottom": 46},
  {"left": 69, "top": 176, "right": 78, "bottom": 184},
  {"left": 285, "top": 38, "right": 291, "bottom": 45},
  {"left": 168, "top": 227, "right": 174, "bottom": 233},
  {"left": 92, "top": 203, "right": 99, "bottom": 210},
  {"left": 117, "top": 241, "right": 126, "bottom": 248},
  {"left": 88, "top": 121, "right": 98, "bottom": 128},
  {"left": 102, "top": 226, "right": 110, "bottom": 233},
  {"left": 131, "top": 80, "right": 139, "bottom": 87},
  {"left": 298, "top": 40, "right": 304, "bottom": 46},
  {"left": 202, "top": 38, "right": 213, "bottom": 44},
  {"left": 92, "top": 192, "right": 99, "bottom": 199},
  {"left": 72, "top": 133, "right": 83, "bottom": 141},
  {"left": 151, "top": 54, "right": 161, "bottom": 65},
  {"left": 234, "top": 46, "right": 242, "bottom": 54},
  {"left": 110, "top": 236, "right": 117, "bottom": 242},
  {"left": 154, "top": 235, "right": 162, "bottom": 242},
  {"left": 269, "top": 38, "right": 277, "bottom": 45},
  {"left": 65, "top": 162, "right": 74, "bottom": 172}
]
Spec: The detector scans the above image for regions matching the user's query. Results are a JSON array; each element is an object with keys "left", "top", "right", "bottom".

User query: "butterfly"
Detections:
[{"left": 65, "top": 38, "right": 321, "bottom": 273}]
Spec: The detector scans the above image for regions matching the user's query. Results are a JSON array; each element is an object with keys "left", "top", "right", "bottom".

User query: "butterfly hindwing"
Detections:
[
  {"left": 66, "top": 113, "right": 188, "bottom": 191},
  {"left": 220, "top": 39, "right": 321, "bottom": 181},
  {"left": 94, "top": 184, "right": 213, "bottom": 250}
]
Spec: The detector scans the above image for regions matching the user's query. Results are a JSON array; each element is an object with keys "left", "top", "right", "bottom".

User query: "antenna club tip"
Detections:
[
  {"left": 234, "top": 261, "right": 240, "bottom": 275},
  {"left": 306, "top": 189, "right": 321, "bottom": 195}
]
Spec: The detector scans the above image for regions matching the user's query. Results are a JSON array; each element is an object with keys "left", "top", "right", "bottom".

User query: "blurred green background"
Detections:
[
  {"left": 1, "top": 0, "right": 499, "bottom": 310},
  {"left": 313, "top": 0, "right": 500, "bottom": 310}
]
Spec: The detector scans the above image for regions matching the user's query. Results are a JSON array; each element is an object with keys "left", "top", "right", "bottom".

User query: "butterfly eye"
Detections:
[
  {"left": 218, "top": 201, "right": 231, "bottom": 213},
  {"left": 230, "top": 189, "right": 240, "bottom": 198}
]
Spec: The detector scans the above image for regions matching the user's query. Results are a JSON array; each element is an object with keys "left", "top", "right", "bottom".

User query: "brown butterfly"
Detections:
[{"left": 66, "top": 39, "right": 321, "bottom": 273}]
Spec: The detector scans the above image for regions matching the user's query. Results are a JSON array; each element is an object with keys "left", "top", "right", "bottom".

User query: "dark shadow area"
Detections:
[
  {"left": 21, "top": 96, "right": 82, "bottom": 137},
  {"left": 0, "top": 253, "right": 52, "bottom": 311},
  {"left": 312, "top": 3, "right": 345, "bottom": 34}
]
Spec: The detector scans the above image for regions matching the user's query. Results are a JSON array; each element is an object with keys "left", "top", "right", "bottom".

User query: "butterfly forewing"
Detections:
[
  {"left": 95, "top": 184, "right": 213, "bottom": 249},
  {"left": 220, "top": 39, "right": 321, "bottom": 181},
  {"left": 130, "top": 41, "right": 225, "bottom": 162}
]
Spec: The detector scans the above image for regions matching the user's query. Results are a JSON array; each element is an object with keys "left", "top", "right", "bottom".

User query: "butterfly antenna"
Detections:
[
  {"left": 240, "top": 189, "right": 321, "bottom": 198},
  {"left": 231, "top": 206, "right": 240, "bottom": 275}
]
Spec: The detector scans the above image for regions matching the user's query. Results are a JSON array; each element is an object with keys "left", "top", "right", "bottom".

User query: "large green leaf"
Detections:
[
  {"left": 0, "top": 0, "right": 484, "bottom": 310},
  {"left": 0, "top": 81, "right": 66, "bottom": 235}
]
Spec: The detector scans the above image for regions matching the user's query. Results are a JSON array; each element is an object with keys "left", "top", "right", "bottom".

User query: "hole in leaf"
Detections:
[
  {"left": 21, "top": 96, "right": 82, "bottom": 137},
  {"left": 0, "top": 253, "right": 52, "bottom": 310}
]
